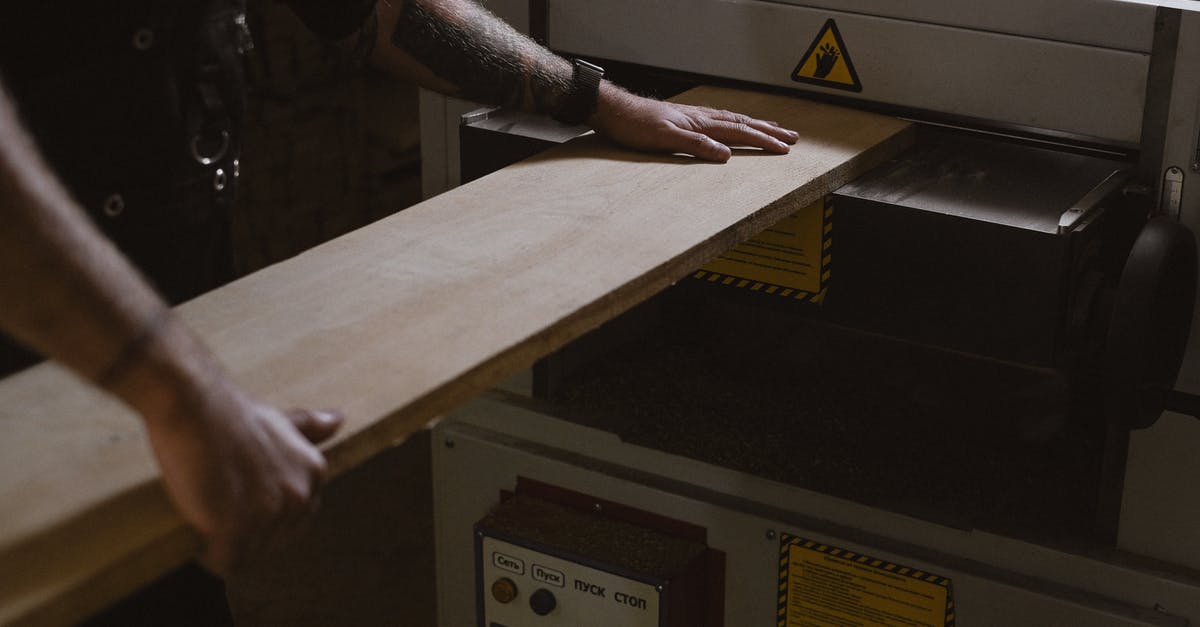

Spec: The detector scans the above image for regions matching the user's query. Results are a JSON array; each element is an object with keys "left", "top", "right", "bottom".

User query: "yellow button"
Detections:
[{"left": 491, "top": 577, "right": 518, "bottom": 604}]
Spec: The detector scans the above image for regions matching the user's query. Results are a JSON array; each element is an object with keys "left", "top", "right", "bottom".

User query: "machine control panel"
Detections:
[
  {"left": 479, "top": 535, "right": 663, "bottom": 626},
  {"left": 473, "top": 482, "right": 724, "bottom": 627}
]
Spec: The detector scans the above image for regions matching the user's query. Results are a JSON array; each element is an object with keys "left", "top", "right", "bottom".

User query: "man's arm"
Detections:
[
  {"left": 0, "top": 85, "right": 342, "bottom": 575},
  {"left": 334, "top": 0, "right": 798, "bottom": 162}
]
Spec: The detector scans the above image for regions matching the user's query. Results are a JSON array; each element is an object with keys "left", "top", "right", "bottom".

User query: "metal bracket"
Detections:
[
  {"left": 1162, "top": 166, "right": 1185, "bottom": 220},
  {"left": 1137, "top": 7, "right": 1182, "bottom": 207}
]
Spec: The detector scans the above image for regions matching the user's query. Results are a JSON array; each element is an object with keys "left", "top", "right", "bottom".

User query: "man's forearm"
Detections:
[
  {"left": 367, "top": 0, "right": 577, "bottom": 117},
  {"left": 0, "top": 55, "right": 342, "bottom": 577},
  {"left": 0, "top": 85, "right": 211, "bottom": 418},
  {"left": 341, "top": 0, "right": 797, "bottom": 162}
]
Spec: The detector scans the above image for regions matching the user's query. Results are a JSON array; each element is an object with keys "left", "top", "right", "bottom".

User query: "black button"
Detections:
[{"left": 529, "top": 588, "right": 557, "bottom": 616}]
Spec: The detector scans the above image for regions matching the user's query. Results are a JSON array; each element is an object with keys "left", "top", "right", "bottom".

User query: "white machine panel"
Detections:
[
  {"left": 479, "top": 535, "right": 663, "bottom": 626},
  {"left": 759, "top": 0, "right": 1155, "bottom": 51},
  {"left": 435, "top": 399, "right": 1200, "bottom": 627},
  {"left": 547, "top": 0, "right": 1149, "bottom": 143}
]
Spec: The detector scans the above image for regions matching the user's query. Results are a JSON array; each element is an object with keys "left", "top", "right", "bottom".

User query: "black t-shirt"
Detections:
[{"left": 283, "top": 0, "right": 376, "bottom": 40}]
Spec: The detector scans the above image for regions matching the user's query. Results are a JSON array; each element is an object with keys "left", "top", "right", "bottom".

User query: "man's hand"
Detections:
[
  {"left": 1, "top": 81, "right": 345, "bottom": 577},
  {"left": 590, "top": 84, "right": 800, "bottom": 163},
  {"left": 365, "top": 0, "right": 798, "bottom": 163},
  {"left": 144, "top": 376, "right": 343, "bottom": 575}
]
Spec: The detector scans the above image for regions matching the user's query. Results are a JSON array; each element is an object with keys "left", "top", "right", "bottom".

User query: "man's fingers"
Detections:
[
  {"left": 747, "top": 119, "right": 800, "bottom": 144},
  {"left": 263, "top": 496, "right": 317, "bottom": 555},
  {"left": 199, "top": 548, "right": 232, "bottom": 578},
  {"left": 199, "top": 526, "right": 247, "bottom": 578},
  {"left": 669, "top": 129, "right": 732, "bottom": 162},
  {"left": 693, "top": 119, "right": 791, "bottom": 154},
  {"left": 706, "top": 109, "right": 800, "bottom": 145},
  {"left": 286, "top": 408, "right": 344, "bottom": 443},
  {"left": 198, "top": 478, "right": 319, "bottom": 576}
]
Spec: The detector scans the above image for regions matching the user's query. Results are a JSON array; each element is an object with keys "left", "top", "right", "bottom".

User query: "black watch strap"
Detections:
[{"left": 553, "top": 59, "right": 604, "bottom": 125}]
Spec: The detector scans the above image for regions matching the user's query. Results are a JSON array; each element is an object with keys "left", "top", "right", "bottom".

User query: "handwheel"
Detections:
[{"left": 1105, "top": 217, "right": 1198, "bottom": 429}]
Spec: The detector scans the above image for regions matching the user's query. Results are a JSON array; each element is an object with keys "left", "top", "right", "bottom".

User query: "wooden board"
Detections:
[{"left": 0, "top": 86, "right": 912, "bottom": 626}]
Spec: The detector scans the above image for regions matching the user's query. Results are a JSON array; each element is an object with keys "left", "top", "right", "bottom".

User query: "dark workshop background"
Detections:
[{"left": 229, "top": 2, "right": 435, "bottom": 624}]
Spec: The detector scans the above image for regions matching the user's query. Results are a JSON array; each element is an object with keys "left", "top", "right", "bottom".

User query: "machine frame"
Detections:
[{"left": 429, "top": 1, "right": 1200, "bottom": 623}]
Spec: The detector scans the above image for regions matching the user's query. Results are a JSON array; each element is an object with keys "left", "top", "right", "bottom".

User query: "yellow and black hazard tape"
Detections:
[
  {"left": 690, "top": 270, "right": 827, "bottom": 303},
  {"left": 822, "top": 198, "right": 833, "bottom": 286},
  {"left": 777, "top": 533, "right": 956, "bottom": 627}
]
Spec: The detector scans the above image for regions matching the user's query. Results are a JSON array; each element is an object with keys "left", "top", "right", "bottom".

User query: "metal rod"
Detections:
[{"left": 1163, "top": 388, "right": 1200, "bottom": 419}]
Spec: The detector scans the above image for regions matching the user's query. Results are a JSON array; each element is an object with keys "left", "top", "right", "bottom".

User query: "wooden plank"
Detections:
[{"left": 0, "top": 86, "right": 912, "bottom": 626}]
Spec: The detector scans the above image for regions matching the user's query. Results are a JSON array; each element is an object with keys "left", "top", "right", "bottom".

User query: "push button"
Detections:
[
  {"left": 529, "top": 588, "right": 557, "bottom": 616},
  {"left": 102, "top": 194, "right": 125, "bottom": 218},
  {"left": 491, "top": 577, "right": 518, "bottom": 604},
  {"left": 131, "top": 28, "right": 154, "bottom": 51}
]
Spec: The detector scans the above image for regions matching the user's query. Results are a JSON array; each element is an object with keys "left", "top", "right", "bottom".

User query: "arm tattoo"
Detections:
[
  {"left": 391, "top": 0, "right": 571, "bottom": 114},
  {"left": 341, "top": 7, "right": 380, "bottom": 69}
]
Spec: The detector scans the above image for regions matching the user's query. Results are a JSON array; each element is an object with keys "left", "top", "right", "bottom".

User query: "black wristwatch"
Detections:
[{"left": 553, "top": 58, "right": 605, "bottom": 125}]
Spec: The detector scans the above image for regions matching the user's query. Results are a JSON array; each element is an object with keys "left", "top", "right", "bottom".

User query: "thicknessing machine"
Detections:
[{"left": 426, "top": 2, "right": 1200, "bottom": 625}]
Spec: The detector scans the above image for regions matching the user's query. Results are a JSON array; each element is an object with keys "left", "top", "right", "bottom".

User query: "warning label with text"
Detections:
[
  {"left": 694, "top": 197, "right": 830, "bottom": 303},
  {"left": 779, "top": 534, "right": 954, "bottom": 627}
]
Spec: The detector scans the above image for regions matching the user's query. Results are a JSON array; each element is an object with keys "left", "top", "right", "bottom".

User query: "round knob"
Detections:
[
  {"left": 491, "top": 577, "right": 518, "bottom": 604},
  {"left": 529, "top": 588, "right": 557, "bottom": 616}
]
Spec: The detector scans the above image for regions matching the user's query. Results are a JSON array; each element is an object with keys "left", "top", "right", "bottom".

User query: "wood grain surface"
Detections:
[{"left": 0, "top": 86, "right": 912, "bottom": 626}]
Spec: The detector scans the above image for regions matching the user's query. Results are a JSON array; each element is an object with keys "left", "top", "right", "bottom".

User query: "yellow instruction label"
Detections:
[
  {"left": 694, "top": 197, "right": 830, "bottom": 303},
  {"left": 778, "top": 534, "right": 955, "bottom": 627}
]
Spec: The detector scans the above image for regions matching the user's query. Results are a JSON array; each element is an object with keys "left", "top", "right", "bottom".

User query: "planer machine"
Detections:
[{"left": 428, "top": 2, "right": 1200, "bottom": 625}]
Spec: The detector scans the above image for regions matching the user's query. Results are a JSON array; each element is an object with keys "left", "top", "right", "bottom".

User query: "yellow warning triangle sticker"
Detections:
[{"left": 792, "top": 19, "right": 862, "bottom": 92}]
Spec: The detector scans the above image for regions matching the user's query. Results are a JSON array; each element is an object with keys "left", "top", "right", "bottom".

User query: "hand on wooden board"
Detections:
[
  {"left": 362, "top": 0, "right": 798, "bottom": 163},
  {"left": 143, "top": 378, "right": 343, "bottom": 576},
  {"left": 590, "top": 83, "right": 801, "bottom": 163},
  {"left": 1, "top": 80, "right": 335, "bottom": 578}
]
